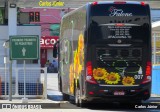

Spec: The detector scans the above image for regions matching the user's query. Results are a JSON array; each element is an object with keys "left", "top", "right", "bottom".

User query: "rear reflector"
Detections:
[
  {"left": 141, "top": 61, "right": 152, "bottom": 84},
  {"left": 144, "top": 91, "right": 149, "bottom": 95},
  {"left": 89, "top": 91, "right": 94, "bottom": 95},
  {"left": 87, "top": 61, "right": 93, "bottom": 75},
  {"left": 115, "top": 23, "right": 124, "bottom": 27},
  {"left": 146, "top": 61, "right": 151, "bottom": 76}
]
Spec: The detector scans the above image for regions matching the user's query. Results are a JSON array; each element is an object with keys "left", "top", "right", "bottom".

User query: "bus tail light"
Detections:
[
  {"left": 114, "top": 0, "right": 126, "bottom": 4},
  {"left": 146, "top": 61, "right": 151, "bottom": 76},
  {"left": 144, "top": 91, "right": 149, "bottom": 95},
  {"left": 141, "top": 2, "right": 146, "bottom": 6},
  {"left": 86, "top": 61, "right": 97, "bottom": 84},
  {"left": 141, "top": 61, "right": 152, "bottom": 84},
  {"left": 92, "top": 1, "right": 98, "bottom": 6},
  {"left": 115, "top": 23, "right": 124, "bottom": 27},
  {"left": 88, "top": 91, "right": 94, "bottom": 95}
]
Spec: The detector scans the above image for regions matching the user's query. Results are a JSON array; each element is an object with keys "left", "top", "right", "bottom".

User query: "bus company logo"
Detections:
[
  {"left": 109, "top": 6, "right": 132, "bottom": 17},
  {"left": 2, "top": 104, "right": 42, "bottom": 109}
]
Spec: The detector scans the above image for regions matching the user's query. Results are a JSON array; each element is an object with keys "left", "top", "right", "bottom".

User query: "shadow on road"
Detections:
[{"left": 62, "top": 99, "right": 160, "bottom": 111}]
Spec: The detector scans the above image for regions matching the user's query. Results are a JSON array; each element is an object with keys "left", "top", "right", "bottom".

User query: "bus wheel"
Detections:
[
  {"left": 79, "top": 98, "right": 86, "bottom": 107},
  {"left": 62, "top": 93, "right": 70, "bottom": 101},
  {"left": 75, "top": 88, "right": 86, "bottom": 107},
  {"left": 75, "top": 88, "right": 80, "bottom": 106}
]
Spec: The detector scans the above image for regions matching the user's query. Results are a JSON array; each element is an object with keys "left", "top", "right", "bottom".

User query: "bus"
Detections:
[{"left": 53, "top": 1, "right": 152, "bottom": 106}]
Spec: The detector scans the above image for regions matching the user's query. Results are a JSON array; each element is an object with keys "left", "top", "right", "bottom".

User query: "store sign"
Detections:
[{"left": 40, "top": 36, "right": 59, "bottom": 49}]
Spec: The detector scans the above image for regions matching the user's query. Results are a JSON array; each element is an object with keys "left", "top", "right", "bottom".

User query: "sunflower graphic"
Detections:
[
  {"left": 105, "top": 72, "right": 120, "bottom": 84},
  {"left": 122, "top": 76, "right": 135, "bottom": 85},
  {"left": 93, "top": 68, "right": 108, "bottom": 80},
  {"left": 78, "top": 33, "right": 84, "bottom": 52}
]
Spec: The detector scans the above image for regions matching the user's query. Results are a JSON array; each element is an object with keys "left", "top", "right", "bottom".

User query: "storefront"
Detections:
[{"left": 40, "top": 36, "right": 59, "bottom": 67}]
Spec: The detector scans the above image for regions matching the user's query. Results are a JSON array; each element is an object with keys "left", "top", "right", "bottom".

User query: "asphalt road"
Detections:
[{"left": 47, "top": 73, "right": 160, "bottom": 111}]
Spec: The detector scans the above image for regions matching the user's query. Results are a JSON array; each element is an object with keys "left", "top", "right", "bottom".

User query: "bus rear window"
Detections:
[{"left": 89, "top": 4, "right": 150, "bottom": 43}]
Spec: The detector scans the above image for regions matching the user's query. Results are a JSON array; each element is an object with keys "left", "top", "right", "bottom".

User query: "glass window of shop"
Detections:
[{"left": 50, "top": 24, "right": 60, "bottom": 36}]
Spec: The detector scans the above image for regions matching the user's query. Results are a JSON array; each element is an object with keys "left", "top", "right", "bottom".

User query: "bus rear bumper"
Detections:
[{"left": 84, "top": 82, "right": 151, "bottom": 102}]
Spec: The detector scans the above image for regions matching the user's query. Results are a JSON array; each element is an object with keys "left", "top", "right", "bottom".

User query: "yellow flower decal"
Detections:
[
  {"left": 105, "top": 72, "right": 120, "bottom": 84},
  {"left": 122, "top": 76, "right": 135, "bottom": 85},
  {"left": 78, "top": 33, "right": 84, "bottom": 53},
  {"left": 93, "top": 68, "right": 108, "bottom": 80}
]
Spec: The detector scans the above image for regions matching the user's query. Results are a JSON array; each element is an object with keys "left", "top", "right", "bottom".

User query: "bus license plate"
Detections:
[{"left": 114, "top": 91, "right": 125, "bottom": 95}]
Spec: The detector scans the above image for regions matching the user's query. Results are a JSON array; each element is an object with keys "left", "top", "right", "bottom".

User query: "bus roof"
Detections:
[{"left": 88, "top": 1, "right": 149, "bottom": 5}]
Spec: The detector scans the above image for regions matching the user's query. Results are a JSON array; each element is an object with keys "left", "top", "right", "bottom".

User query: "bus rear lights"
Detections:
[
  {"left": 86, "top": 61, "right": 97, "bottom": 84},
  {"left": 144, "top": 91, "right": 149, "bottom": 95},
  {"left": 142, "top": 61, "right": 151, "bottom": 84},
  {"left": 89, "top": 91, "right": 94, "bottom": 95},
  {"left": 87, "top": 61, "right": 93, "bottom": 75},
  {"left": 141, "top": 2, "right": 146, "bottom": 6},
  {"left": 141, "top": 77, "right": 151, "bottom": 84},
  {"left": 115, "top": 23, "right": 124, "bottom": 27},
  {"left": 86, "top": 76, "right": 97, "bottom": 84},
  {"left": 86, "top": 76, "right": 92, "bottom": 80},
  {"left": 92, "top": 1, "right": 98, "bottom": 5},
  {"left": 145, "top": 61, "right": 151, "bottom": 76},
  {"left": 114, "top": 1, "right": 126, "bottom": 4}
]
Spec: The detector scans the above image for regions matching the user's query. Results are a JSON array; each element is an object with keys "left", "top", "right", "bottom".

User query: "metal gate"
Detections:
[{"left": 0, "top": 67, "right": 47, "bottom": 99}]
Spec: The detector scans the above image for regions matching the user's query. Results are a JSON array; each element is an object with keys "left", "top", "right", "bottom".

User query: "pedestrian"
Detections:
[
  {"left": 45, "top": 60, "right": 50, "bottom": 67},
  {"left": 52, "top": 58, "right": 58, "bottom": 72}
]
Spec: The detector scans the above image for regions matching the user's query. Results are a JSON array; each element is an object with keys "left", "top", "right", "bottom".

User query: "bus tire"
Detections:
[
  {"left": 62, "top": 93, "right": 70, "bottom": 101},
  {"left": 75, "top": 88, "right": 86, "bottom": 107},
  {"left": 79, "top": 97, "right": 86, "bottom": 107},
  {"left": 75, "top": 88, "right": 80, "bottom": 106}
]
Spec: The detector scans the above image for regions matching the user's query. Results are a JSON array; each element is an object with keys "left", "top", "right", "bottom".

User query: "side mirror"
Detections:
[{"left": 53, "top": 41, "right": 59, "bottom": 58}]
